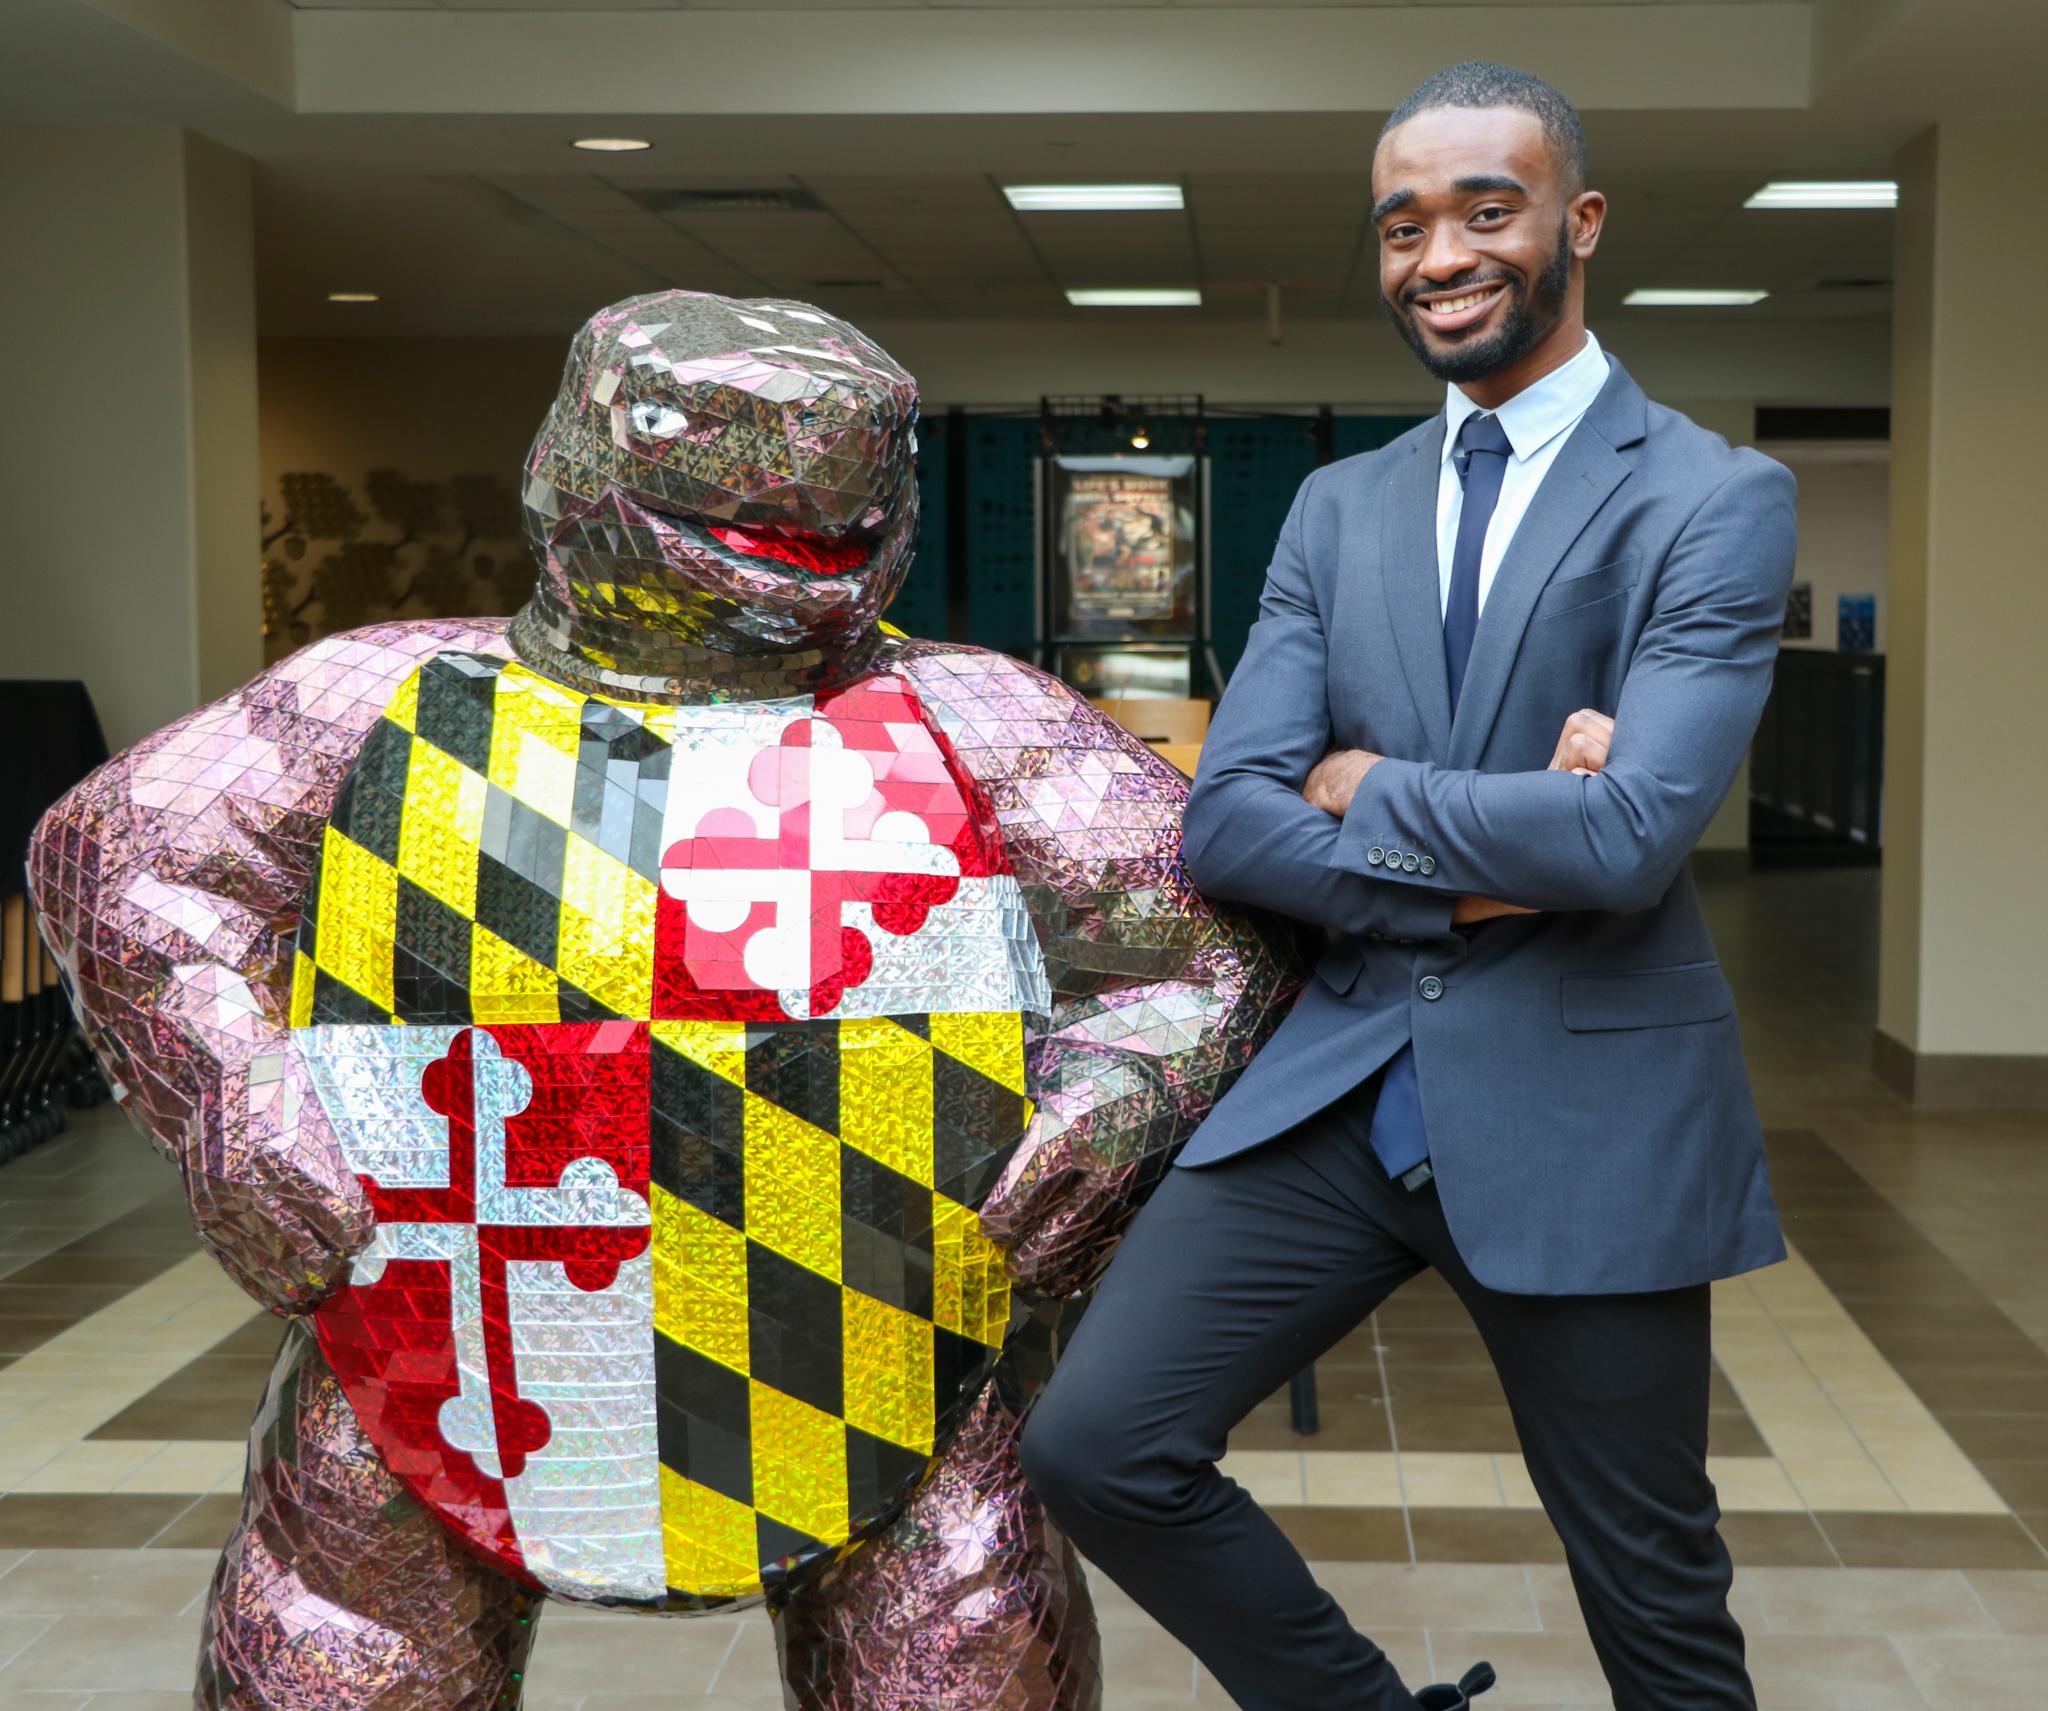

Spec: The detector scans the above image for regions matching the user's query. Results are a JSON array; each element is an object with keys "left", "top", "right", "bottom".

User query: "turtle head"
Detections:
[{"left": 521, "top": 290, "right": 919, "bottom": 667}]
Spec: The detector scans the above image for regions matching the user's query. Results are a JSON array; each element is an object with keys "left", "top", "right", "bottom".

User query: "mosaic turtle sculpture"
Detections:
[{"left": 29, "top": 290, "right": 1299, "bottom": 1710}]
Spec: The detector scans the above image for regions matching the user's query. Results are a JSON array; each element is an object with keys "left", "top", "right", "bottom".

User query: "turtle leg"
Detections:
[
  {"left": 197, "top": 1321, "right": 543, "bottom": 1710},
  {"left": 771, "top": 1382, "right": 1102, "bottom": 1711}
]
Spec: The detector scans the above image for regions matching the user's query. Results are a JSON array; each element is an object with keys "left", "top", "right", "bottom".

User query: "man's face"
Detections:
[{"left": 1371, "top": 106, "right": 1593, "bottom": 385}]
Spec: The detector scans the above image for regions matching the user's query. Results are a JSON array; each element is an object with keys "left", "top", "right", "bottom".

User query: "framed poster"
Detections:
[
  {"left": 1783, "top": 581, "right": 1813, "bottom": 641},
  {"left": 1049, "top": 455, "right": 1198, "bottom": 642}
]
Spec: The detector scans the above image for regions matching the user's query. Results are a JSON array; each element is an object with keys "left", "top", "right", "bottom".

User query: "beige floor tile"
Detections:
[
  {"left": 1101, "top": 1623, "right": 1200, "bottom": 1695},
  {"left": 11, "top": 1444, "right": 164, "bottom": 1497},
  {"left": 1302, "top": 1450, "right": 1401, "bottom": 1506},
  {"left": 113, "top": 1443, "right": 245, "bottom": 1496},
  {"left": 1399, "top": 1453, "right": 1505, "bottom": 1509},
  {"left": 0, "top": 1615, "right": 192, "bottom": 1693},
  {"left": 0, "top": 1695, "right": 87, "bottom": 1711},
  {"left": 1312, "top": 1561, "right": 1539, "bottom": 1632},
  {"left": 1215, "top": 1449, "right": 1303, "bottom": 1506},
  {"left": 1494, "top": 1454, "right": 1542, "bottom": 1509},
  {"left": 1744, "top": 1565, "right": 1994, "bottom": 1635},
  {"left": 76, "top": 1697, "right": 195, "bottom": 1711},
  {"left": 1419, "top": 1630, "right": 1607, "bottom": 1706},
  {"left": 0, "top": 1551, "right": 215, "bottom": 1620},
  {"left": 1892, "top": 1632, "right": 2048, "bottom": 1706},
  {"left": 508, "top": 1612, "right": 743, "bottom": 1698},
  {"left": 1194, "top": 1630, "right": 1434, "bottom": 1698},
  {"left": 1962, "top": 1567, "right": 2048, "bottom": 1633},
  {"left": 1708, "top": 1456, "right": 1808, "bottom": 1512},
  {"left": 1743, "top": 1632, "right": 1926, "bottom": 1709}
]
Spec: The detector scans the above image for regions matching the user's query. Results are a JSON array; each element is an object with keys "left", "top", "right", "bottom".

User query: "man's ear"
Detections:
[{"left": 1570, "top": 190, "right": 1608, "bottom": 260}]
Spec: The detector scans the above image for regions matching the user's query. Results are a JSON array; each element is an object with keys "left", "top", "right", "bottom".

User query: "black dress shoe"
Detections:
[{"left": 1413, "top": 1660, "right": 1495, "bottom": 1710}]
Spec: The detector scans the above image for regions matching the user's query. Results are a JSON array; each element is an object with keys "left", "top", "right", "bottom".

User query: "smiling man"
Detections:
[{"left": 1020, "top": 62, "right": 1795, "bottom": 1711}]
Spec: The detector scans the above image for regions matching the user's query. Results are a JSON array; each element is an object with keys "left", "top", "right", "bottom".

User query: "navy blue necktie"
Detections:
[
  {"left": 1364, "top": 411, "right": 1514, "bottom": 1186},
  {"left": 1442, "top": 411, "right": 1513, "bottom": 715}
]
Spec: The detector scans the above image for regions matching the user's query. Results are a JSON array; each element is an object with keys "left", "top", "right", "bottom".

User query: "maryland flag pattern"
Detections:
[{"left": 290, "top": 653, "right": 1051, "bottom": 1608}]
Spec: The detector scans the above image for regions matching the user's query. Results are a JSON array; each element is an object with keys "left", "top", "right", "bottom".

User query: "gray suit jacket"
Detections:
[{"left": 1179, "top": 358, "right": 1792, "bottom": 1295}]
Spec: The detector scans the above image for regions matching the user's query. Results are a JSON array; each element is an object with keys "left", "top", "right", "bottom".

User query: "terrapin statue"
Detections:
[{"left": 29, "top": 290, "right": 1298, "bottom": 1709}]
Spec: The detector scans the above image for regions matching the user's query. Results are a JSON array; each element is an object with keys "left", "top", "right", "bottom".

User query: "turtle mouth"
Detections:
[
  {"left": 702, "top": 519, "right": 871, "bottom": 576},
  {"left": 627, "top": 492, "right": 878, "bottom": 582}
]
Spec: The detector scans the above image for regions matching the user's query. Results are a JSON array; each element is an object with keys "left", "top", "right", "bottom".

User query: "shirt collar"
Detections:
[{"left": 1440, "top": 330, "right": 1610, "bottom": 465}]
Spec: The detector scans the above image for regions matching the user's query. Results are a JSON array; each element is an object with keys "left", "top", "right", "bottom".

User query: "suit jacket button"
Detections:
[
  {"left": 1384, "top": 848, "right": 1403, "bottom": 867},
  {"left": 1401, "top": 852, "right": 1420, "bottom": 873},
  {"left": 1419, "top": 975, "right": 1445, "bottom": 1001},
  {"left": 1367, "top": 846, "right": 1385, "bottom": 867},
  {"left": 1418, "top": 856, "right": 1436, "bottom": 876}
]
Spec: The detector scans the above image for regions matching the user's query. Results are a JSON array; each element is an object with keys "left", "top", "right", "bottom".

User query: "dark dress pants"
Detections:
[{"left": 1018, "top": 1089, "right": 1757, "bottom": 1711}]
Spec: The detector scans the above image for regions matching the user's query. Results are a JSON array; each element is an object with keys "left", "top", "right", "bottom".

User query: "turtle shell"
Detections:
[{"left": 291, "top": 652, "right": 1048, "bottom": 1608}]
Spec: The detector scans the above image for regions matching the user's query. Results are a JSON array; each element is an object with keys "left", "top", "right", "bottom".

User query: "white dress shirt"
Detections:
[{"left": 1436, "top": 330, "right": 1611, "bottom": 618}]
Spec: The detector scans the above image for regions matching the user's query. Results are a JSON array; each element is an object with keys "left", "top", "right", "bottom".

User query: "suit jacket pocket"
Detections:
[
  {"left": 1560, "top": 960, "right": 1733, "bottom": 1031},
  {"left": 1530, "top": 555, "right": 1640, "bottom": 622}
]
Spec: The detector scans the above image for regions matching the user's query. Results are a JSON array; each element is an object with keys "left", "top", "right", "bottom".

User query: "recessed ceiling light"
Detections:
[
  {"left": 1624, "top": 289, "right": 1769, "bottom": 307},
  {"left": 1745, "top": 180, "right": 1898, "bottom": 210},
  {"left": 573, "top": 137, "right": 652, "bottom": 153},
  {"left": 1006, "top": 184, "right": 1184, "bottom": 212},
  {"left": 326, "top": 291, "right": 380, "bottom": 303},
  {"left": 1066, "top": 288, "right": 1202, "bottom": 308}
]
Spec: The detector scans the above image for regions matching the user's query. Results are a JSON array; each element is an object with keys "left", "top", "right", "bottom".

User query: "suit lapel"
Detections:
[
  {"left": 1447, "top": 362, "right": 1647, "bottom": 770},
  {"left": 1379, "top": 420, "right": 1454, "bottom": 761}
]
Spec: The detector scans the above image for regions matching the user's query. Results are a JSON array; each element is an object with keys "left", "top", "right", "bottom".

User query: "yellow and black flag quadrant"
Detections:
[{"left": 647, "top": 1013, "right": 1027, "bottom": 1598}]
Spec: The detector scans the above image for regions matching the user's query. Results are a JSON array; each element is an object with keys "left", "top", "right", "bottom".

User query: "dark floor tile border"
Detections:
[
  {"left": 147, "top": 1491, "right": 244, "bottom": 1551},
  {"left": 0, "top": 1188, "right": 197, "bottom": 1360},
  {"left": 1813, "top": 1511, "right": 2048, "bottom": 1569},
  {"left": 0, "top": 1492, "right": 206, "bottom": 1550},
  {"left": 1764, "top": 1127, "right": 2048, "bottom": 1535}
]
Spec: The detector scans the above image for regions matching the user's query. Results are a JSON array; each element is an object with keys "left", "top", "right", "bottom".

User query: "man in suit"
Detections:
[{"left": 1020, "top": 61, "right": 1793, "bottom": 1711}]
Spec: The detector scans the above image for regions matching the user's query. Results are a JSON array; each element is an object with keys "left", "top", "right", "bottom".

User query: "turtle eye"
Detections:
[{"left": 630, "top": 398, "right": 688, "bottom": 439}]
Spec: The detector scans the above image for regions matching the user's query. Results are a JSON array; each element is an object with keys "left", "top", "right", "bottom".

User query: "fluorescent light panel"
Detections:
[
  {"left": 573, "top": 137, "right": 652, "bottom": 153},
  {"left": 1625, "top": 288, "right": 1768, "bottom": 307},
  {"left": 327, "top": 291, "right": 380, "bottom": 303},
  {"left": 1066, "top": 288, "right": 1202, "bottom": 308},
  {"left": 1746, "top": 180, "right": 1898, "bottom": 210},
  {"left": 1006, "top": 184, "right": 1184, "bottom": 212}
]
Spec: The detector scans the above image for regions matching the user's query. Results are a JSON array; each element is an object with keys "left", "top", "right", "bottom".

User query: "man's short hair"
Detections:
[{"left": 1380, "top": 61, "right": 1588, "bottom": 194}]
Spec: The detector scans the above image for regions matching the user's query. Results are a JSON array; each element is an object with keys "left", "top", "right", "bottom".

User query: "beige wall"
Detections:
[
  {"left": 1766, "top": 451, "right": 1890, "bottom": 655},
  {"left": 256, "top": 338, "right": 562, "bottom": 660},
  {"left": 0, "top": 125, "right": 257, "bottom": 751},
  {"left": 260, "top": 338, "right": 560, "bottom": 490},
  {"left": 1880, "top": 122, "right": 2048, "bottom": 1065}
]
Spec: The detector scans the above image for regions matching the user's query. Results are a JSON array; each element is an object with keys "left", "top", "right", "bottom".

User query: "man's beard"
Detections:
[{"left": 1381, "top": 217, "right": 1573, "bottom": 384}]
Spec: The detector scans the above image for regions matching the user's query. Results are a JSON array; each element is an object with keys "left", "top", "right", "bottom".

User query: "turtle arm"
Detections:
[
  {"left": 28, "top": 619, "right": 511, "bottom": 1312},
  {"left": 896, "top": 644, "right": 1305, "bottom": 1297}
]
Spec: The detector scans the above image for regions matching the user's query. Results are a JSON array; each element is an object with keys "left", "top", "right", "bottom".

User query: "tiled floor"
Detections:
[{"left": 0, "top": 866, "right": 2041, "bottom": 1707}]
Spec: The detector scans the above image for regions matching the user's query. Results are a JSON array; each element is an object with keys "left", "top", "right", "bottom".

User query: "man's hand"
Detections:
[
  {"left": 1452, "top": 895, "right": 1536, "bottom": 925},
  {"left": 1308, "top": 716, "right": 1614, "bottom": 925},
  {"left": 1549, "top": 708, "right": 1615, "bottom": 776},
  {"left": 1302, "top": 748, "right": 1381, "bottom": 815},
  {"left": 1443, "top": 712, "right": 1614, "bottom": 924}
]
